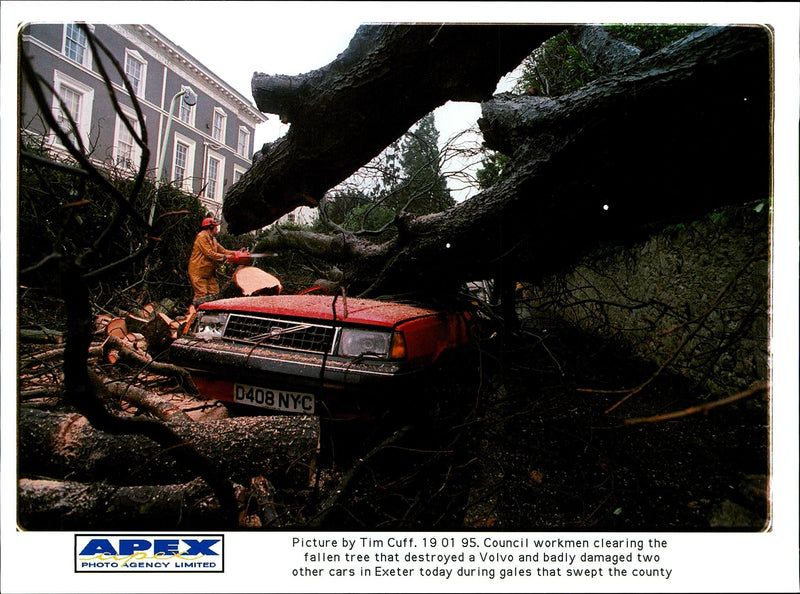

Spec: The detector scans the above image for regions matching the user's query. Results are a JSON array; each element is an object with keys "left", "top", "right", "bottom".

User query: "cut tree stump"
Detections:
[
  {"left": 232, "top": 266, "right": 282, "bottom": 296},
  {"left": 18, "top": 408, "right": 319, "bottom": 488},
  {"left": 105, "top": 317, "right": 132, "bottom": 341}
]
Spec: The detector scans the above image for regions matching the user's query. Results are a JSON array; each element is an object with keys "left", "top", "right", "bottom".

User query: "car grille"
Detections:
[{"left": 223, "top": 314, "right": 337, "bottom": 354}]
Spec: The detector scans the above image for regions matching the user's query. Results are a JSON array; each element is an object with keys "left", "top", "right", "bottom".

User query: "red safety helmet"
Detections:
[{"left": 201, "top": 217, "right": 219, "bottom": 229}]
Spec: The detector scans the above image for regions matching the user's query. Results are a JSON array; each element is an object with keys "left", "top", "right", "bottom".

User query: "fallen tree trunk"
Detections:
[
  {"left": 18, "top": 476, "right": 282, "bottom": 530},
  {"left": 224, "top": 24, "right": 564, "bottom": 232},
  {"left": 244, "top": 26, "right": 770, "bottom": 299},
  {"left": 19, "top": 408, "right": 319, "bottom": 488},
  {"left": 18, "top": 477, "right": 224, "bottom": 530}
]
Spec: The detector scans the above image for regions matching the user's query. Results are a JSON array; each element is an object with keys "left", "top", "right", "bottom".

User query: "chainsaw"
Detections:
[{"left": 227, "top": 251, "right": 279, "bottom": 266}]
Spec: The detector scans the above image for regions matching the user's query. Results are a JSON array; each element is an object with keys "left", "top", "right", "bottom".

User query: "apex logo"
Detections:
[
  {"left": 79, "top": 538, "right": 220, "bottom": 556},
  {"left": 75, "top": 534, "right": 224, "bottom": 573}
]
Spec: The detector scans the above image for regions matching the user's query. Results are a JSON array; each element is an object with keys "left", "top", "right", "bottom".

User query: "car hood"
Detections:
[{"left": 199, "top": 294, "right": 442, "bottom": 328}]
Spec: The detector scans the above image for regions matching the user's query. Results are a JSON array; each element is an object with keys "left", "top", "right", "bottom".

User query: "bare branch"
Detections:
[{"left": 622, "top": 382, "right": 767, "bottom": 426}]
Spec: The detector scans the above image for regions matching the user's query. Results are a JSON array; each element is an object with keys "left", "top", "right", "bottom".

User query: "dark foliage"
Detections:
[
  {"left": 18, "top": 138, "right": 208, "bottom": 328},
  {"left": 607, "top": 25, "right": 705, "bottom": 54}
]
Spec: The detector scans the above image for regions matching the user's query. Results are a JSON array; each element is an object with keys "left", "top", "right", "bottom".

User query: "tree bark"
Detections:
[
  {"left": 18, "top": 477, "right": 226, "bottom": 530},
  {"left": 568, "top": 25, "right": 642, "bottom": 75},
  {"left": 245, "top": 26, "right": 770, "bottom": 299},
  {"left": 103, "top": 381, "right": 194, "bottom": 424},
  {"left": 102, "top": 335, "right": 198, "bottom": 393},
  {"left": 18, "top": 408, "right": 319, "bottom": 488},
  {"left": 224, "top": 24, "right": 565, "bottom": 233},
  {"left": 19, "top": 328, "right": 64, "bottom": 344},
  {"left": 18, "top": 476, "right": 283, "bottom": 530}
]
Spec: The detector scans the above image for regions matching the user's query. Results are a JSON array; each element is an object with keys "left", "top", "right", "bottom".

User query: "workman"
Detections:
[{"left": 187, "top": 217, "right": 239, "bottom": 303}]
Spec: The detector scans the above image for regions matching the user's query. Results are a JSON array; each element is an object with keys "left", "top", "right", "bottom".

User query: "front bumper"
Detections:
[{"left": 169, "top": 337, "right": 424, "bottom": 418}]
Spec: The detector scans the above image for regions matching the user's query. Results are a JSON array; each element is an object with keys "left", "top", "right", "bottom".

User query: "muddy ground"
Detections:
[
  {"left": 315, "top": 321, "right": 769, "bottom": 532},
  {"left": 461, "top": 325, "right": 769, "bottom": 532}
]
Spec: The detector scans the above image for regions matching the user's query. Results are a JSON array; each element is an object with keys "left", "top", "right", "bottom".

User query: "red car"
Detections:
[{"left": 169, "top": 294, "right": 475, "bottom": 419}]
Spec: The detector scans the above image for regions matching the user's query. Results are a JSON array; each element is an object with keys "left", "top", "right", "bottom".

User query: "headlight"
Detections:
[
  {"left": 194, "top": 312, "right": 229, "bottom": 340},
  {"left": 338, "top": 328, "right": 395, "bottom": 359}
]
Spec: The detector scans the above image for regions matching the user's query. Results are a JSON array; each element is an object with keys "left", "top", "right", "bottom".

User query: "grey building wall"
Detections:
[{"left": 19, "top": 23, "right": 267, "bottom": 222}]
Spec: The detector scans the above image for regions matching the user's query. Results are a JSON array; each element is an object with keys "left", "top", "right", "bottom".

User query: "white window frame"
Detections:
[
  {"left": 232, "top": 164, "right": 247, "bottom": 184},
  {"left": 51, "top": 70, "right": 95, "bottom": 148},
  {"left": 112, "top": 106, "right": 143, "bottom": 171},
  {"left": 178, "top": 85, "right": 196, "bottom": 127},
  {"left": 62, "top": 23, "right": 93, "bottom": 68},
  {"left": 172, "top": 132, "right": 196, "bottom": 193},
  {"left": 124, "top": 49, "right": 147, "bottom": 97},
  {"left": 212, "top": 107, "right": 227, "bottom": 143},
  {"left": 204, "top": 150, "right": 225, "bottom": 202},
  {"left": 237, "top": 126, "right": 251, "bottom": 157}
]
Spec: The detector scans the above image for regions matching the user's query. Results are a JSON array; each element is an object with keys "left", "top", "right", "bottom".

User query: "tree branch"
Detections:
[
  {"left": 622, "top": 382, "right": 767, "bottom": 426},
  {"left": 225, "top": 24, "right": 564, "bottom": 233}
]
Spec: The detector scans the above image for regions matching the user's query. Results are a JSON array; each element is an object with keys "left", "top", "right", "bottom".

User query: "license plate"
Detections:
[{"left": 233, "top": 383, "right": 315, "bottom": 414}]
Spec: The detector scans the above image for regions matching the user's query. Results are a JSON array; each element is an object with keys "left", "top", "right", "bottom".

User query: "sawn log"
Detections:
[
  {"left": 19, "top": 408, "right": 319, "bottom": 488},
  {"left": 18, "top": 476, "right": 282, "bottom": 530}
]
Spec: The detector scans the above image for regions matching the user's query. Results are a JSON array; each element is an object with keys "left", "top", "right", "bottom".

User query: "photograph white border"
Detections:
[{"left": 2, "top": 3, "right": 797, "bottom": 593}]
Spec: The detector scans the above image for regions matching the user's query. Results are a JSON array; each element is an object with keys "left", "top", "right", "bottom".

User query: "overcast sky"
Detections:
[
  {"left": 152, "top": 8, "right": 506, "bottom": 199},
  {"left": 153, "top": 13, "right": 366, "bottom": 147},
  {"left": 153, "top": 10, "right": 495, "bottom": 194}
]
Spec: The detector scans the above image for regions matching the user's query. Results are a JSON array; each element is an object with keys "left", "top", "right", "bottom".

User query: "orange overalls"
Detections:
[{"left": 188, "top": 229, "right": 235, "bottom": 301}]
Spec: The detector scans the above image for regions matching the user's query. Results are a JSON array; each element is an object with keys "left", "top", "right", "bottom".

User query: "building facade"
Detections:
[{"left": 19, "top": 23, "right": 267, "bottom": 221}]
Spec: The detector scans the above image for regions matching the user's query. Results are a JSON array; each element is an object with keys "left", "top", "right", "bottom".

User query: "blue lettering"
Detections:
[
  {"left": 119, "top": 539, "right": 152, "bottom": 555},
  {"left": 79, "top": 538, "right": 117, "bottom": 556},
  {"left": 154, "top": 539, "right": 180, "bottom": 556},
  {"left": 183, "top": 539, "right": 220, "bottom": 556},
  {"left": 79, "top": 537, "right": 220, "bottom": 559}
]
